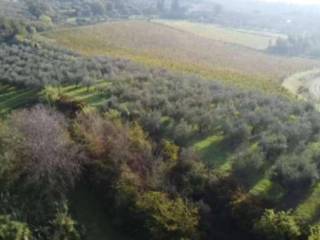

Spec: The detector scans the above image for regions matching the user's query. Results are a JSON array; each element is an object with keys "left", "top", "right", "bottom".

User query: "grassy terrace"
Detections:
[
  {"left": 43, "top": 81, "right": 110, "bottom": 107},
  {"left": 193, "top": 135, "right": 232, "bottom": 173},
  {"left": 0, "top": 84, "right": 39, "bottom": 116},
  {"left": 193, "top": 132, "right": 320, "bottom": 224}
]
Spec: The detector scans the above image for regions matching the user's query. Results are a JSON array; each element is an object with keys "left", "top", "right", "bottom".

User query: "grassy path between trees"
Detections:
[{"left": 0, "top": 84, "right": 39, "bottom": 116}]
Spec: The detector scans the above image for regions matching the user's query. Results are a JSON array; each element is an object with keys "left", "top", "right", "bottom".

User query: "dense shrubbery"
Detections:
[
  {"left": 0, "top": 215, "right": 32, "bottom": 240},
  {"left": 308, "top": 225, "right": 320, "bottom": 240},
  {"left": 72, "top": 109, "right": 248, "bottom": 239},
  {"left": 0, "top": 106, "right": 204, "bottom": 239},
  {"left": 1, "top": 103, "right": 320, "bottom": 239},
  {"left": 254, "top": 209, "right": 302, "bottom": 240},
  {"left": 0, "top": 106, "right": 82, "bottom": 239},
  {"left": 51, "top": 204, "right": 81, "bottom": 240},
  {"left": 135, "top": 191, "right": 199, "bottom": 239},
  {"left": 0, "top": 17, "right": 33, "bottom": 42}
]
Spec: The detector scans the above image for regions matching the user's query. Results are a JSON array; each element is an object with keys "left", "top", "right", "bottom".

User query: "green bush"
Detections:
[
  {"left": 272, "top": 155, "right": 319, "bottom": 189},
  {"left": 308, "top": 224, "right": 320, "bottom": 240},
  {"left": 233, "top": 144, "right": 265, "bottom": 181},
  {"left": 0, "top": 215, "right": 31, "bottom": 240},
  {"left": 52, "top": 204, "right": 80, "bottom": 240},
  {"left": 254, "top": 209, "right": 301, "bottom": 240},
  {"left": 136, "top": 191, "right": 199, "bottom": 240}
]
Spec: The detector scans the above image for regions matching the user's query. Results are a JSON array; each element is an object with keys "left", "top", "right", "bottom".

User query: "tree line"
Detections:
[
  {"left": 268, "top": 34, "right": 320, "bottom": 59},
  {"left": 0, "top": 43, "right": 132, "bottom": 88}
]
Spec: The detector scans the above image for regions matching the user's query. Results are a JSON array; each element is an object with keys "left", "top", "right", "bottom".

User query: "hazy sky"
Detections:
[{"left": 262, "top": 0, "right": 320, "bottom": 4}]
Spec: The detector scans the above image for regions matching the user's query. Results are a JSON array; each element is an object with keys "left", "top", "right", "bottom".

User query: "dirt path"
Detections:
[{"left": 282, "top": 69, "right": 320, "bottom": 106}]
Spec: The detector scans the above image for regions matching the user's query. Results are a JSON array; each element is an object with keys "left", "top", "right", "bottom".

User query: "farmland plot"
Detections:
[{"left": 45, "top": 20, "right": 320, "bottom": 94}]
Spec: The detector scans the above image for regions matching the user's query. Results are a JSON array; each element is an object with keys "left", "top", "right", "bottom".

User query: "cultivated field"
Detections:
[
  {"left": 153, "top": 20, "right": 286, "bottom": 50},
  {"left": 45, "top": 20, "right": 320, "bottom": 94}
]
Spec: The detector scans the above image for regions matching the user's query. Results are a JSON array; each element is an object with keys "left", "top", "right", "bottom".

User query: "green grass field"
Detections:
[
  {"left": 295, "top": 183, "right": 320, "bottom": 223},
  {"left": 154, "top": 20, "right": 286, "bottom": 50},
  {"left": 44, "top": 20, "right": 320, "bottom": 95}
]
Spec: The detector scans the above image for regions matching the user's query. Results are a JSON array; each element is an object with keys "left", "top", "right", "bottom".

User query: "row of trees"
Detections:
[
  {"left": 268, "top": 35, "right": 320, "bottom": 59},
  {"left": 20, "top": 0, "right": 161, "bottom": 21},
  {"left": 1, "top": 0, "right": 222, "bottom": 27},
  {"left": 17, "top": 0, "right": 186, "bottom": 23},
  {"left": 0, "top": 43, "right": 132, "bottom": 88}
]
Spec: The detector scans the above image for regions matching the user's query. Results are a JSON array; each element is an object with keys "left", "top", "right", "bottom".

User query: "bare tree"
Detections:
[{"left": 9, "top": 105, "right": 83, "bottom": 192}]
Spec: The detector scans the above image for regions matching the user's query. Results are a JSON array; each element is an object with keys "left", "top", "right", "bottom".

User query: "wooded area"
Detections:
[{"left": 1, "top": 0, "right": 320, "bottom": 240}]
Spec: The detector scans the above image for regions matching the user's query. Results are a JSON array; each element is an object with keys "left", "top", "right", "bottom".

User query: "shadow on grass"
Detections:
[{"left": 193, "top": 135, "right": 231, "bottom": 171}]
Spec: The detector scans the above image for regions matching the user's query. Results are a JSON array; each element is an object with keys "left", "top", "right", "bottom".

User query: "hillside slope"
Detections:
[
  {"left": 153, "top": 20, "right": 286, "bottom": 50},
  {"left": 45, "top": 20, "right": 320, "bottom": 94}
]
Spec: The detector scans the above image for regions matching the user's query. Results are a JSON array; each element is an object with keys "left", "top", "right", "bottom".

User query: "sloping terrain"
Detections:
[
  {"left": 45, "top": 20, "right": 320, "bottom": 94},
  {"left": 153, "top": 20, "right": 286, "bottom": 50},
  {"left": 283, "top": 69, "right": 320, "bottom": 105}
]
